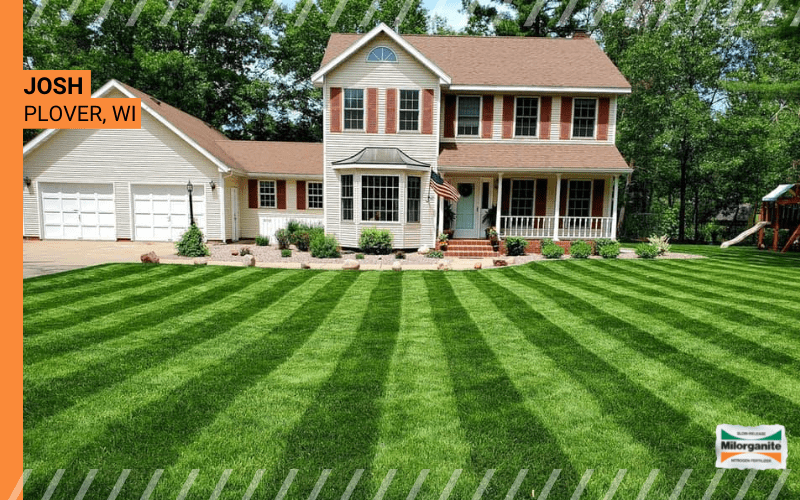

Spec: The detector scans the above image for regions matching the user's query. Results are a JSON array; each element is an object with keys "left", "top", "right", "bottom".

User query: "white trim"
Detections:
[
  {"left": 258, "top": 180, "right": 278, "bottom": 209},
  {"left": 246, "top": 173, "right": 323, "bottom": 180},
  {"left": 571, "top": 97, "right": 598, "bottom": 140},
  {"left": 311, "top": 23, "right": 451, "bottom": 85},
  {"left": 565, "top": 178, "right": 593, "bottom": 217},
  {"left": 611, "top": 175, "right": 619, "bottom": 240},
  {"left": 332, "top": 164, "right": 429, "bottom": 172},
  {"left": 512, "top": 96, "right": 540, "bottom": 139},
  {"left": 343, "top": 87, "right": 366, "bottom": 132},
  {"left": 397, "top": 88, "right": 421, "bottom": 133},
  {"left": 219, "top": 174, "right": 227, "bottom": 241},
  {"left": 23, "top": 80, "right": 232, "bottom": 174},
  {"left": 456, "top": 95, "right": 482, "bottom": 138},
  {"left": 448, "top": 85, "right": 631, "bottom": 95},
  {"left": 438, "top": 166, "right": 634, "bottom": 174},
  {"left": 307, "top": 181, "right": 324, "bottom": 210},
  {"left": 366, "top": 46, "right": 398, "bottom": 63}
]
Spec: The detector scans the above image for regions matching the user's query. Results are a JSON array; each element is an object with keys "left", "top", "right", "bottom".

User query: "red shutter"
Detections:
[
  {"left": 277, "top": 180, "right": 286, "bottom": 210},
  {"left": 248, "top": 179, "right": 258, "bottom": 208},
  {"left": 297, "top": 180, "right": 306, "bottom": 210},
  {"left": 481, "top": 95, "right": 494, "bottom": 139},
  {"left": 330, "top": 87, "right": 342, "bottom": 133},
  {"left": 539, "top": 97, "right": 552, "bottom": 140},
  {"left": 502, "top": 96, "right": 514, "bottom": 139},
  {"left": 535, "top": 179, "right": 548, "bottom": 216},
  {"left": 501, "top": 178, "right": 511, "bottom": 212},
  {"left": 592, "top": 179, "right": 605, "bottom": 217},
  {"left": 385, "top": 89, "right": 397, "bottom": 134},
  {"left": 560, "top": 96, "right": 572, "bottom": 140},
  {"left": 422, "top": 89, "right": 434, "bottom": 134},
  {"left": 443, "top": 95, "right": 456, "bottom": 138},
  {"left": 558, "top": 179, "right": 568, "bottom": 227},
  {"left": 367, "top": 88, "right": 378, "bottom": 133},
  {"left": 597, "top": 97, "right": 610, "bottom": 140}
]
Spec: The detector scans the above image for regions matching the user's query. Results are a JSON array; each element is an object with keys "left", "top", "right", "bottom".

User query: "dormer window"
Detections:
[{"left": 367, "top": 46, "right": 397, "bottom": 62}]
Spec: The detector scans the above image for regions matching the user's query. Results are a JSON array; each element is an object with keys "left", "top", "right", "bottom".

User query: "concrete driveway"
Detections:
[{"left": 24, "top": 240, "right": 177, "bottom": 279}]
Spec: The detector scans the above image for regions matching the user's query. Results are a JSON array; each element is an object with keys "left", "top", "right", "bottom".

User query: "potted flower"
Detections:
[{"left": 438, "top": 232, "right": 449, "bottom": 251}]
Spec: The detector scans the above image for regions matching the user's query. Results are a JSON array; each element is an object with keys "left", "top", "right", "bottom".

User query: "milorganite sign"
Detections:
[{"left": 716, "top": 424, "right": 787, "bottom": 469}]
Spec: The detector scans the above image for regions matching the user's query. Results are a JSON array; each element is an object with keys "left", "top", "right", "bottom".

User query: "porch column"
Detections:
[
  {"left": 553, "top": 173, "right": 562, "bottom": 241},
  {"left": 438, "top": 196, "right": 444, "bottom": 239},
  {"left": 611, "top": 175, "right": 619, "bottom": 240},
  {"left": 495, "top": 173, "right": 503, "bottom": 236}
]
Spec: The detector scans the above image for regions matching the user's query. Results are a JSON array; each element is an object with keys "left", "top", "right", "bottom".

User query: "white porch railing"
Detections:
[{"left": 499, "top": 216, "right": 614, "bottom": 239}]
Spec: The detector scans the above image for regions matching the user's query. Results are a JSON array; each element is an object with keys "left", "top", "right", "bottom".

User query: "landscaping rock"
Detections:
[
  {"left": 243, "top": 255, "right": 256, "bottom": 267},
  {"left": 437, "top": 260, "right": 451, "bottom": 271},
  {"left": 474, "top": 262, "right": 482, "bottom": 270},
  {"left": 417, "top": 245, "right": 430, "bottom": 254},
  {"left": 392, "top": 261, "right": 402, "bottom": 271},
  {"left": 301, "top": 262, "right": 311, "bottom": 269},
  {"left": 231, "top": 250, "right": 239, "bottom": 256},
  {"left": 493, "top": 259, "right": 508, "bottom": 267},
  {"left": 193, "top": 257, "right": 208, "bottom": 265},
  {"left": 343, "top": 259, "right": 360, "bottom": 270},
  {"left": 140, "top": 251, "right": 159, "bottom": 264}
]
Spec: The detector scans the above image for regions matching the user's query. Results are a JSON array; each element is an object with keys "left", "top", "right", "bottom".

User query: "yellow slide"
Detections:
[{"left": 720, "top": 221, "right": 771, "bottom": 248}]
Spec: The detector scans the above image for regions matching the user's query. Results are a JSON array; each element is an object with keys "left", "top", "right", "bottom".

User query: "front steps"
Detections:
[{"left": 441, "top": 239, "right": 500, "bottom": 258}]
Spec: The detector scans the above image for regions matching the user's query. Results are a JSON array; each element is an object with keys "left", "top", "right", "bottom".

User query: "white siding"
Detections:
[
  {"left": 23, "top": 90, "right": 224, "bottom": 240},
  {"left": 237, "top": 178, "right": 324, "bottom": 239},
  {"left": 608, "top": 96, "right": 617, "bottom": 143},
  {"left": 550, "top": 97, "right": 562, "bottom": 140}
]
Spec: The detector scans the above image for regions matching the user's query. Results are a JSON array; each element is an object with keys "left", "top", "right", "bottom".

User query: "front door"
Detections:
[
  {"left": 230, "top": 187, "right": 240, "bottom": 241},
  {"left": 454, "top": 182, "right": 479, "bottom": 238}
]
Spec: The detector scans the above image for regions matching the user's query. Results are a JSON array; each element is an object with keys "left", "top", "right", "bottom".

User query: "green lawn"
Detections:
[{"left": 23, "top": 246, "right": 799, "bottom": 500}]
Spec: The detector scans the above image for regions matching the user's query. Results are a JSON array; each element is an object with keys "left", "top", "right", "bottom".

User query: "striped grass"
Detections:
[{"left": 23, "top": 246, "right": 800, "bottom": 499}]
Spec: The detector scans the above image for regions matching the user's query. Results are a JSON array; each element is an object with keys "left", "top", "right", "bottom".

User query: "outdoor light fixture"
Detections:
[
  {"left": 24, "top": 176, "right": 31, "bottom": 187},
  {"left": 186, "top": 180, "right": 193, "bottom": 193},
  {"left": 209, "top": 180, "right": 216, "bottom": 190},
  {"left": 187, "top": 180, "right": 195, "bottom": 225}
]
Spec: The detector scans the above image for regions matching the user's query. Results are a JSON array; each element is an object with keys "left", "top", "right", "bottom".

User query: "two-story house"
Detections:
[{"left": 312, "top": 23, "right": 632, "bottom": 249}]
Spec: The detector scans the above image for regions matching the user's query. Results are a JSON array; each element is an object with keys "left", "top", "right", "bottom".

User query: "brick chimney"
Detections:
[{"left": 573, "top": 29, "right": 589, "bottom": 39}]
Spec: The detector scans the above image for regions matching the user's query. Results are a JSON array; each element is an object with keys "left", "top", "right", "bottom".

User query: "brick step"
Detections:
[
  {"left": 442, "top": 245, "right": 495, "bottom": 251},
  {"left": 443, "top": 251, "right": 500, "bottom": 258}
]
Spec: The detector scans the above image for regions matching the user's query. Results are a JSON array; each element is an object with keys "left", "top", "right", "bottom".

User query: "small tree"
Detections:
[{"left": 176, "top": 224, "right": 209, "bottom": 257}]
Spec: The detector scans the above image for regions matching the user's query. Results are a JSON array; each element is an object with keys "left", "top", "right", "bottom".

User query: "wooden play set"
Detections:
[{"left": 721, "top": 181, "right": 800, "bottom": 252}]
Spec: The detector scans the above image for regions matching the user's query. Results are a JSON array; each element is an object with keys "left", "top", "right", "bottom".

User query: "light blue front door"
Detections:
[{"left": 455, "top": 183, "right": 478, "bottom": 238}]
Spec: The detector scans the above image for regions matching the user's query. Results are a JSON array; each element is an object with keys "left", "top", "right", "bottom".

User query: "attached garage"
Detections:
[
  {"left": 40, "top": 183, "right": 115, "bottom": 240},
  {"left": 132, "top": 185, "right": 205, "bottom": 242}
]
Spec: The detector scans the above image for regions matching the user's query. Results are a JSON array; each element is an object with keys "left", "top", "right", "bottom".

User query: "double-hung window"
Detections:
[
  {"left": 457, "top": 96, "right": 480, "bottom": 136},
  {"left": 511, "top": 180, "right": 536, "bottom": 217},
  {"left": 399, "top": 90, "right": 419, "bottom": 131},
  {"left": 572, "top": 98, "right": 596, "bottom": 138},
  {"left": 341, "top": 175, "right": 353, "bottom": 221},
  {"left": 515, "top": 97, "right": 538, "bottom": 137},
  {"left": 406, "top": 176, "right": 421, "bottom": 223},
  {"left": 567, "top": 180, "right": 592, "bottom": 217},
  {"left": 259, "top": 180, "right": 276, "bottom": 208},
  {"left": 308, "top": 182, "right": 323, "bottom": 209},
  {"left": 362, "top": 176, "right": 399, "bottom": 222},
  {"left": 344, "top": 89, "right": 364, "bottom": 130}
]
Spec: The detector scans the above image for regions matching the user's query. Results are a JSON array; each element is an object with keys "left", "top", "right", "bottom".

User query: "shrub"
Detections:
[
  {"left": 310, "top": 233, "right": 341, "bottom": 258},
  {"left": 255, "top": 236, "right": 270, "bottom": 246},
  {"left": 426, "top": 250, "right": 444, "bottom": 259},
  {"left": 239, "top": 246, "right": 252, "bottom": 256},
  {"left": 281, "top": 249, "right": 292, "bottom": 258},
  {"left": 359, "top": 227, "right": 393, "bottom": 254},
  {"left": 647, "top": 234, "right": 671, "bottom": 255},
  {"left": 286, "top": 220, "right": 303, "bottom": 234},
  {"left": 594, "top": 238, "right": 615, "bottom": 255},
  {"left": 176, "top": 224, "right": 209, "bottom": 257},
  {"left": 292, "top": 231, "right": 312, "bottom": 252},
  {"left": 394, "top": 251, "right": 406, "bottom": 260},
  {"left": 275, "top": 229, "right": 292, "bottom": 250},
  {"left": 541, "top": 243, "right": 565, "bottom": 259},
  {"left": 569, "top": 240, "right": 592, "bottom": 259},
  {"left": 505, "top": 237, "right": 528, "bottom": 256},
  {"left": 540, "top": 238, "right": 554, "bottom": 248},
  {"left": 355, "top": 253, "right": 365, "bottom": 260},
  {"left": 599, "top": 242, "right": 621, "bottom": 259},
  {"left": 635, "top": 243, "right": 659, "bottom": 259}
]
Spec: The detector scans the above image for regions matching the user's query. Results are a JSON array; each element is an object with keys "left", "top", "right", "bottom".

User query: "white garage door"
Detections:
[
  {"left": 41, "top": 183, "right": 115, "bottom": 240},
  {"left": 132, "top": 185, "right": 205, "bottom": 241}
]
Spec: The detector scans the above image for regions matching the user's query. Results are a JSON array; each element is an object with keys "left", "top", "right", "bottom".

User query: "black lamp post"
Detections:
[{"left": 187, "top": 180, "right": 195, "bottom": 226}]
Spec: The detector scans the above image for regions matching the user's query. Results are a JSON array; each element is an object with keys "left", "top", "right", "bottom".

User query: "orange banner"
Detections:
[
  {"left": 22, "top": 70, "right": 92, "bottom": 99},
  {"left": 22, "top": 98, "right": 142, "bottom": 129}
]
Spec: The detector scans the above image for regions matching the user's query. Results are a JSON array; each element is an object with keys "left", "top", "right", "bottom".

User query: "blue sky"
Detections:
[{"left": 422, "top": 0, "right": 470, "bottom": 30}]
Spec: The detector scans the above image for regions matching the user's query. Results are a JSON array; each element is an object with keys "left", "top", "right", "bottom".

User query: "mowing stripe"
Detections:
[
  {"left": 655, "top": 259, "right": 800, "bottom": 295},
  {"left": 522, "top": 265, "right": 800, "bottom": 415},
  {"left": 23, "top": 271, "right": 343, "bottom": 489},
  {"left": 155, "top": 273, "right": 380, "bottom": 497},
  {"left": 672, "top": 258, "right": 800, "bottom": 285},
  {"left": 23, "top": 263, "right": 140, "bottom": 292},
  {"left": 552, "top": 261, "right": 800, "bottom": 373},
  {"left": 23, "top": 264, "right": 189, "bottom": 314},
  {"left": 23, "top": 270, "right": 307, "bottom": 428},
  {"left": 23, "top": 265, "right": 225, "bottom": 337},
  {"left": 423, "top": 273, "right": 579, "bottom": 500},
  {"left": 468, "top": 270, "right": 716, "bottom": 498},
  {"left": 368, "top": 273, "right": 471, "bottom": 500},
  {"left": 260, "top": 272, "right": 402, "bottom": 499},
  {"left": 447, "top": 272, "right": 652, "bottom": 500}
]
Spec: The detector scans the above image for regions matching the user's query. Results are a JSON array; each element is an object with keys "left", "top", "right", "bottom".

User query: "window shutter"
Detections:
[
  {"left": 367, "top": 88, "right": 378, "bottom": 133},
  {"left": 297, "top": 180, "right": 306, "bottom": 210},
  {"left": 560, "top": 96, "right": 572, "bottom": 140},
  {"left": 481, "top": 95, "right": 494, "bottom": 139},
  {"left": 502, "top": 96, "right": 514, "bottom": 139},
  {"left": 422, "top": 89, "right": 434, "bottom": 134},
  {"left": 277, "top": 180, "right": 286, "bottom": 210},
  {"left": 248, "top": 179, "right": 258, "bottom": 209},
  {"left": 597, "top": 97, "right": 610, "bottom": 140},
  {"left": 330, "top": 87, "right": 342, "bottom": 133},
  {"left": 558, "top": 179, "right": 568, "bottom": 227},
  {"left": 444, "top": 95, "right": 456, "bottom": 138},
  {"left": 501, "top": 178, "right": 511, "bottom": 212},
  {"left": 385, "top": 89, "right": 397, "bottom": 134},
  {"left": 592, "top": 179, "right": 605, "bottom": 217},
  {"left": 535, "top": 179, "right": 548, "bottom": 216},
  {"left": 539, "top": 97, "right": 552, "bottom": 140}
]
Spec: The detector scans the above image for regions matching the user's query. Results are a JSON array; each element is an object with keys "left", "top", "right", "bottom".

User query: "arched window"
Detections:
[{"left": 367, "top": 46, "right": 397, "bottom": 62}]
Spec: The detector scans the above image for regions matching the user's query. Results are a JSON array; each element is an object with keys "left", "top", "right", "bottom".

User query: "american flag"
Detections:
[{"left": 430, "top": 171, "right": 460, "bottom": 202}]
